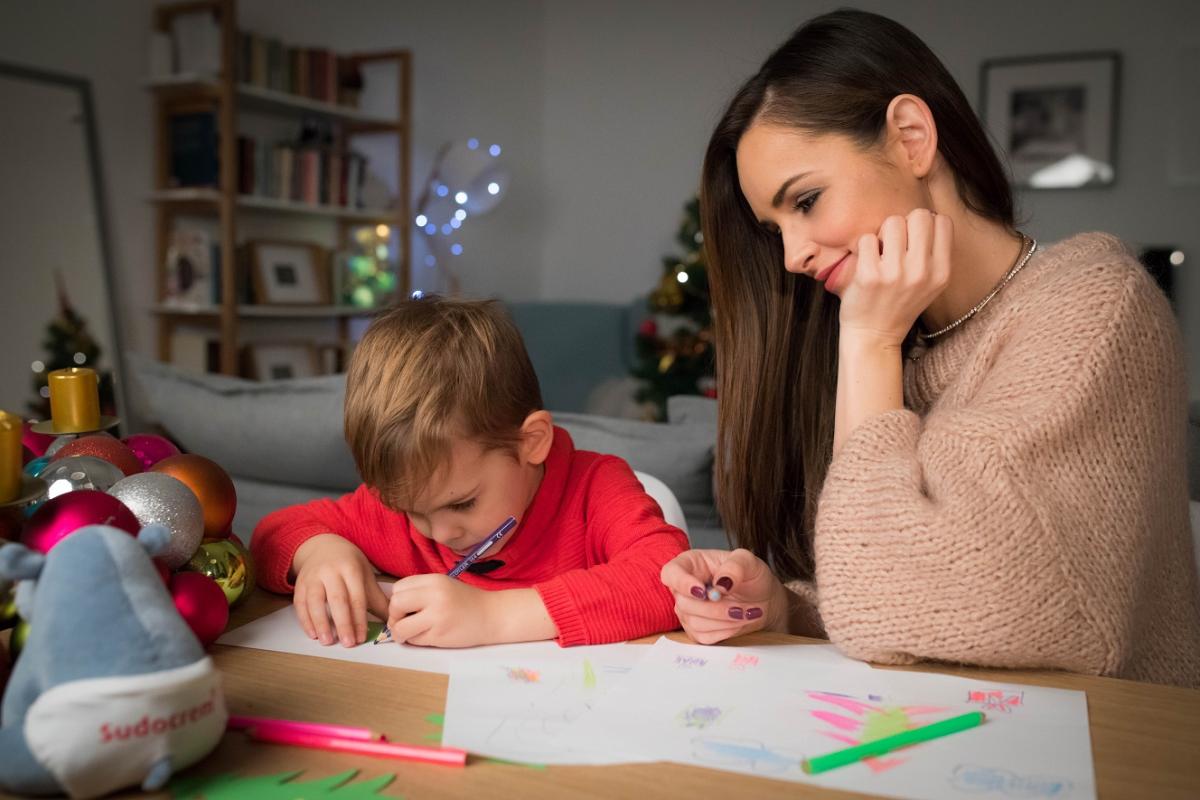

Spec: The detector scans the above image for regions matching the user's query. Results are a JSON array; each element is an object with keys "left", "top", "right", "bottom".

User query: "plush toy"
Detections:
[{"left": 0, "top": 524, "right": 227, "bottom": 798}]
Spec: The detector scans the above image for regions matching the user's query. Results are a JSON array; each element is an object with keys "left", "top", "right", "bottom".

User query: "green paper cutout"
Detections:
[
  {"left": 170, "top": 769, "right": 399, "bottom": 800},
  {"left": 424, "top": 712, "right": 444, "bottom": 725}
]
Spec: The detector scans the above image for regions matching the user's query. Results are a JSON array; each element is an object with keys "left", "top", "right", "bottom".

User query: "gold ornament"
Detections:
[
  {"left": 650, "top": 269, "right": 685, "bottom": 312},
  {"left": 183, "top": 537, "right": 255, "bottom": 608}
]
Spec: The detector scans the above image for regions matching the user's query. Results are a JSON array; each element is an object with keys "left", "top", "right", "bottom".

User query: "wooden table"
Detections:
[{"left": 74, "top": 592, "right": 1200, "bottom": 799}]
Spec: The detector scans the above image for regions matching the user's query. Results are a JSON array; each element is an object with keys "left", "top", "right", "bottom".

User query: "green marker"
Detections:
[{"left": 802, "top": 711, "right": 985, "bottom": 775}]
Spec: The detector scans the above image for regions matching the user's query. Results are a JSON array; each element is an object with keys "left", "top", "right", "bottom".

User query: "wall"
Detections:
[{"left": 2, "top": 1, "right": 1198, "bottom": 394}]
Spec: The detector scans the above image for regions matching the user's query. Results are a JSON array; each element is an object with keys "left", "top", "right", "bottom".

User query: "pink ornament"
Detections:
[
  {"left": 21, "top": 422, "right": 55, "bottom": 458},
  {"left": 122, "top": 433, "right": 181, "bottom": 471},
  {"left": 169, "top": 571, "right": 229, "bottom": 647},
  {"left": 21, "top": 490, "right": 139, "bottom": 554}
]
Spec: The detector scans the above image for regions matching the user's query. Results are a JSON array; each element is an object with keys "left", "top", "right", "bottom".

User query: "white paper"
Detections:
[
  {"left": 442, "top": 644, "right": 652, "bottom": 765},
  {"left": 217, "top": 596, "right": 604, "bottom": 675},
  {"left": 562, "top": 639, "right": 1094, "bottom": 800}
]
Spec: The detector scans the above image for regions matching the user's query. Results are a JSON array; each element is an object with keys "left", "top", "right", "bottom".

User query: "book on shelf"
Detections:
[
  {"left": 236, "top": 30, "right": 362, "bottom": 106},
  {"left": 237, "top": 133, "right": 366, "bottom": 208},
  {"left": 169, "top": 112, "right": 219, "bottom": 188}
]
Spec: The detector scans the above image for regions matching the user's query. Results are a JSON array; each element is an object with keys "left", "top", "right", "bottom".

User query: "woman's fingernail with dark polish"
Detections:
[
  {"left": 728, "top": 607, "right": 744, "bottom": 620},
  {"left": 746, "top": 608, "right": 763, "bottom": 620},
  {"left": 690, "top": 586, "right": 706, "bottom": 599},
  {"left": 716, "top": 577, "right": 734, "bottom": 591}
]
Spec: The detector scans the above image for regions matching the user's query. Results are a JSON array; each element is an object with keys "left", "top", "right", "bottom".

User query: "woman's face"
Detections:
[{"left": 736, "top": 122, "right": 927, "bottom": 296}]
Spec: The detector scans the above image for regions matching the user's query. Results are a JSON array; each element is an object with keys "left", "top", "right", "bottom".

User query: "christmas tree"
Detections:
[
  {"left": 631, "top": 195, "right": 715, "bottom": 421},
  {"left": 28, "top": 272, "right": 115, "bottom": 419}
]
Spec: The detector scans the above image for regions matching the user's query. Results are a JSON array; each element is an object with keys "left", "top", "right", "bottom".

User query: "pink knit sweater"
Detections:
[{"left": 801, "top": 232, "right": 1200, "bottom": 688}]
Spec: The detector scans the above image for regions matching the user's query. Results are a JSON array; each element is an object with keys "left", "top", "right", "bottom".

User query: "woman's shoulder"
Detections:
[{"left": 1013, "top": 231, "right": 1171, "bottom": 333}]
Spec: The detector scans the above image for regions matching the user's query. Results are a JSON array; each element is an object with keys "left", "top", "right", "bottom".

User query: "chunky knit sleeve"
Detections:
[{"left": 814, "top": 251, "right": 1200, "bottom": 684}]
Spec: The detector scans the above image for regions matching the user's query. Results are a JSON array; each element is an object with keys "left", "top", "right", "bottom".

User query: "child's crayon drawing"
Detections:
[
  {"left": 949, "top": 764, "right": 1073, "bottom": 797},
  {"left": 691, "top": 736, "right": 802, "bottom": 775},
  {"left": 674, "top": 655, "right": 708, "bottom": 669},
  {"left": 505, "top": 667, "right": 541, "bottom": 683},
  {"left": 966, "top": 689, "right": 1025, "bottom": 714},
  {"left": 729, "top": 654, "right": 759, "bottom": 671},
  {"left": 677, "top": 704, "right": 725, "bottom": 729},
  {"left": 806, "top": 691, "right": 952, "bottom": 774}
]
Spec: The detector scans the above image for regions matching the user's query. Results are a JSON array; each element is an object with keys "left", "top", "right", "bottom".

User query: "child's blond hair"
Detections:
[{"left": 344, "top": 296, "right": 543, "bottom": 510}]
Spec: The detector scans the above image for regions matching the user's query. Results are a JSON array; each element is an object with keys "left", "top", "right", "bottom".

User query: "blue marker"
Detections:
[{"left": 373, "top": 515, "right": 518, "bottom": 644}]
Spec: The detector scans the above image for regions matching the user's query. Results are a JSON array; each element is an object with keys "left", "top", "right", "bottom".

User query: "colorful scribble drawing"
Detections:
[
  {"left": 966, "top": 689, "right": 1025, "bottom": 713},
  {"left": 505, "top": 667, "right": 541, "bottom": 683},
  {"left": 674, "top": 656, "right": 708, "bottom": 669},
  {"left": 949, "top": 764, "right": 1073, "bottom": 797},
  {"left": 678, "top": 704, "right": 725, "bottom": 729},
  {"left": 729, "top": 654, "right": 759, "bottom": 671},
  {"left": 691, "top": 736, "right": 802, "bottom": 775},
  {"left": 806, "top": 691, "right": 951, "bottom": 774},
  {"left": 583, "top": 658, "right": 597, "bottom": 690}
]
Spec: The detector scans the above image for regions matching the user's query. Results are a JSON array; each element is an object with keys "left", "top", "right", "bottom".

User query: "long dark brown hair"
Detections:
[{"left": 702, "top": 9, "right": 1015, "bottom": 580}]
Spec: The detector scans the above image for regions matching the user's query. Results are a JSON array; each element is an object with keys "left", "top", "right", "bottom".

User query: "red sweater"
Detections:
[{"left": 251, "top": 427, "right": 689, "bottom": 646}]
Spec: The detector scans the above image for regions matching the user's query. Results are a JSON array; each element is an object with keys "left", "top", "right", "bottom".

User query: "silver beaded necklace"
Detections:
[{"left": 918, "top": 234, "right": 1037, "bottom": 341}]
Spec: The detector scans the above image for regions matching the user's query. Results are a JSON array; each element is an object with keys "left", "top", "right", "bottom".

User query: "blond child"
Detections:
[{"left": 252, "top": 296, "right": 689, "bottom": 648}]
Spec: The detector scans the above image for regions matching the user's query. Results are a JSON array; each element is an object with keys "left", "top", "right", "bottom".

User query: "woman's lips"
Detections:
[{"left": 816, "top": 253, "right": 850, "bottom": 289}]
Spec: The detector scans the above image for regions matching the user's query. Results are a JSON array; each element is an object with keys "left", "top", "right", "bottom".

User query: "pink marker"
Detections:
[
  {"left": 246, "top": 724, "right": 468, "bottom": 767},
  {"left": 228, "top": 714, "right": 380, "bottom": 742}
]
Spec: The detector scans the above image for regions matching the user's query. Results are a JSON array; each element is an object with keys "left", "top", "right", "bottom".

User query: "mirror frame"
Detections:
[{"left": 0, "top": 60, "right": 132, "bottom": 431}]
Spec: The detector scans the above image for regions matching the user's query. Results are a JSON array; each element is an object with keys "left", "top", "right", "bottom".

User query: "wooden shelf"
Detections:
[
  {"left": 148, "top": 189, "right": 398, "bottom": 222},
  {"left": 153, "top": 304, "right": 379, "bottom": 319},
  {"left": 143, "top": 74, "right": 401, "bottom": 128}
]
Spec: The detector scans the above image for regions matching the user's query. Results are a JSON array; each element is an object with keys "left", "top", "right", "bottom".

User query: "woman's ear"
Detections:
[
  {"left": 518, "top": 410, "right": 555, "bottom": 466},
  {"left": 885, "top": 93, "right": 938, "bottom": 179}
]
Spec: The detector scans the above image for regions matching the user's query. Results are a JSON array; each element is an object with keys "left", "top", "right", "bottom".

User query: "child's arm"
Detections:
[{"left": 532, "top": 458, "right": 689, "bottom": 646}]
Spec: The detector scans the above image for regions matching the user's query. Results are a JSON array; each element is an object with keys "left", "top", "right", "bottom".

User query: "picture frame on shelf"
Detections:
[
  {"left": 247, "top": 240, "right": 331, "bottom": 304},
  {"left": 980, "top": 51, "right": 1120, "bottom": 189},
  {"left": 243, "top": 341, "right": 321, "bottom": 381},
  {"left": 163, "top": 228, "right": 215, "bottom": 307}
]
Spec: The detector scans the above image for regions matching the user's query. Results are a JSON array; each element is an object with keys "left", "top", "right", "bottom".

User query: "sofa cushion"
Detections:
[{"left": 127, "top": 354, "right": 361, "bottom": 492}]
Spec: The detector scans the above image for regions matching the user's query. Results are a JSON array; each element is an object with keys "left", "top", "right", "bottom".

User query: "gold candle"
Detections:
[
  {"left": 0, "top": 411, "right": 21, "bottom": 504},
  {"left": 47, "top": 367, "right": 101, "bottom": 433}
]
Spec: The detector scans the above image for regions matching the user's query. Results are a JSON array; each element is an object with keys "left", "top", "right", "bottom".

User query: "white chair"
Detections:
[{"left": 634, "top": 470, "right": 689, "bottom": 538}]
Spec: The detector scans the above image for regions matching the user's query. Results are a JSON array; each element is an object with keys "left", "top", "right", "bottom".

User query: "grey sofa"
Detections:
[{"left": 126, "top": 354, "right": 727, "bottom": 550}]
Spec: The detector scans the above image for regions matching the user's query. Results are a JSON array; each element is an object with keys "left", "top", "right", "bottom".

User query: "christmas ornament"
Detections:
[
  {"left": 109, "top": 473, "right": 205, "bottom": 569},
  {"left": 638, "top": 318, "right": 658, "bottom": 338},
  {"left": 169, "top": 571, "right": 229, "bottom": 648},
  {"left": 153, "top": 558, "right": 171, "bottom": 586},
  {"left": 21, "top": 489, "right": 139, "bottom": 553},
  {"left": 152, "top": 455, "right": 237, "bottom": 538},
  {"left": 23, "top": 457, "right": 50, "bottom": 477},
  {"left": 184, "top": 535, "right": 255, "bottom": 607},
  {"left": 9, "top": 619, "right": 30, "bottom": 661},
  {"left": 37, "top": 455, "right": 125, "bottom": 499},
  {"left": 43, "top": 435, "right": 76, "bottom": 459},
  {"left": 53, "top": 435, "right": 142, "bottom": 477},
  {"left": 122, "top": 433, "right": 181, "bottom": 471},
  {"left": 21, "top": 421, "right": 55, "bottom": 458}
]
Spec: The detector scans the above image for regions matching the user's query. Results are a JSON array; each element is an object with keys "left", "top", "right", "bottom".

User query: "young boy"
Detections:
[{"left": 251, "top": 296, "right": 689, "bottom": 649}]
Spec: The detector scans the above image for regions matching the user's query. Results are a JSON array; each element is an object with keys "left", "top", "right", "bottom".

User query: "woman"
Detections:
[{"left": 660, "top": 9, "right": 1200, "bottom": 687}]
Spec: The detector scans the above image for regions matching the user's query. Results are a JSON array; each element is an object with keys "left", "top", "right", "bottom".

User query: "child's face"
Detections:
[{"left": 402, "top": 433, "right": 546, "bottom": 559}]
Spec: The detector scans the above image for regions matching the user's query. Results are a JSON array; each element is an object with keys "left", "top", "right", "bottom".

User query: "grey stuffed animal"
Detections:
[{"left": 0, "top": 524, "right": 227, "bottom": 799}]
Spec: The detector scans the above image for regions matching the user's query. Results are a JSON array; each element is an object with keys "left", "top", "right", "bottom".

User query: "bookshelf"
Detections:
[{"left": 149, "top": 0, "right": 411, "bottom": 376}]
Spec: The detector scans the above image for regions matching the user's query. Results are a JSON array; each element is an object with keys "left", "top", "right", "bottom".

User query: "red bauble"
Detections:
[
  {"left": 21, "top": 422, "right": 55, "bottom": 458},
  {"left": 22, "top": 490, "right": 139, "bottom": 553},
  {"left": 53, "top": 435, "right": 142, "bottom": 477},
  {"left": 701, "top": 387, "right": 717, "bottom": 398},
  {"left": 169, "top": 571, "right": 229, "bottom": 648},
  {"left": 151, "top": 455, "right": 236, "bottom": 538},
  {"left": 122, "top": 434, "right": 181, "bottom": 471},
  {"left": 638, "top": 318, "right": 658, "bottom": 337},
  {"left": 152, "top": 557, "right": 171, "bottom": 586}
]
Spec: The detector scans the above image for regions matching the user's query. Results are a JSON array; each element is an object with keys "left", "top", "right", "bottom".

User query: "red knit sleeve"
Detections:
[
  {"left": 250, "top": 484, "right": 411, "bottom": 594},
  {"left": 534, "top": 458, "right": 689, "bottom": 646}
]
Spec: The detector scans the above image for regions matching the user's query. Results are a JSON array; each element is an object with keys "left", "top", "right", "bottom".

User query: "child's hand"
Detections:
[
  {"left": 660, "top": 548, "right": 790, "bottom": 644},
  {"left": 292, "top": 533, "right": 390, "bottom": 648},
  {"left": 386, "top": 575, "right": 495, "bottom": 647}
]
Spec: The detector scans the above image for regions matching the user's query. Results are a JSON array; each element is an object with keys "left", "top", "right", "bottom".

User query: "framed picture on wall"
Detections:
[
  {"left": 244, "top": 341, "right": 321, "bottom": 381},
  {"left": 981, "top": 52, "right": 1120, "bottom": 189},
  {"left": 247, "top": 240, "right": 331, "bottom": 304}
]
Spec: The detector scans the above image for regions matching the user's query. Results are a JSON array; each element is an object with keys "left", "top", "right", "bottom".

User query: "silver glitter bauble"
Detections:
[
  {"left": 109, "top": 473, "right": 204, "bottom": 569},
  {"left": 37, "top": 456, "right": 125, "bottom": 499},
  {"left": 43, "top": 435, "right": 77, "bottom": 459}
]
